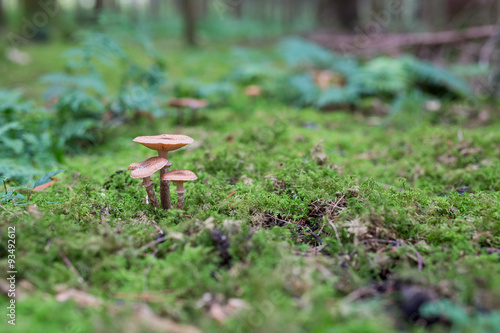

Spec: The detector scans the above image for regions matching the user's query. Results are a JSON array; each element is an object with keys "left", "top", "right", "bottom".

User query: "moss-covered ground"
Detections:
[{"left": 1, "top": 42, "right": 500, "bottom": 333}]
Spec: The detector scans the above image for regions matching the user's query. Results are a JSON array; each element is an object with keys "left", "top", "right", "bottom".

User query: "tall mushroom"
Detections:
[
  {"left": 132, "top": 135, "right": 194, "bottom": 210},
  {"left": 128, "top": 157, "right": 168, "bottom": 208},
  {"left": 168, "top": 98, "right": 208, "bottom": 123},
  {"left": 161, "top": 170, "right": 197, "bottom": 210}
]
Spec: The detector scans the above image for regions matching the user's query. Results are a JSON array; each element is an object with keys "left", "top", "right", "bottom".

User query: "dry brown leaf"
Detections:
[
  {"left": 26, "top": 204, "right": 42, "bottom": 219},
  {"left": 209, "top": 303, "right": 227, "bottom": 323},
  {"left": 239, "top": 175, "right": 254, "bottom": 185},
  {"left": 55, "top": 287, "right": 102, "bottom": 307},
  {"left": 33, "top": 179, "right": 57, "bottom": 192}
]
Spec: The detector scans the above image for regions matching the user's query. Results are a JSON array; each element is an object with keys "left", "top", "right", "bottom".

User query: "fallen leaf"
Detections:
[
  {"left": 227, "top": 189, "right": 237, "bottom": 198},
  {"left": 209, "top": 303, "right": 227, "bottom": 323},
  {"left": 26, "top": 204, "right": 42, "bottom": 219},
  {"left": 33, "top": 179, "right": 57, "bottom": 192},
  {"left": 56, "top": 287, "right": 102, "bottom": 307},
  {"left": 239, "top": 175, "right": 254, "bottom": 185},
  {"left": 6, "top": 48, "right": 31, "bottom": 65}
]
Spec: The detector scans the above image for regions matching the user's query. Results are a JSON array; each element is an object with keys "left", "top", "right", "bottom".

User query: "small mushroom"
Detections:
[
  {"left": 128, "top": 157, "right": 168, "bottom": 208},
  {"left": 133, "top": 135, "right": 194, "bottom": 210},
  {"left": 168, "top": 98, "right": 208, "bottom": 123},
  {"left": 244, "top": 85, "right": 262, "bottom": 97},
  {"left": 161, "top": 170, "right": 197, "bottom": 210}
]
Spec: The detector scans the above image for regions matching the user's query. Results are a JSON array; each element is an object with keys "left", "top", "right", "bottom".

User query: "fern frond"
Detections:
[
  {"left": 288, "top": 74, "right": 320, "bottom": 105},
  {"left": 316, "top": 85, "right": 361, "bottom": 108},
  {"left": 403, "top": 56, "right": 472, "bottom": 97},
  {"left": 277, "top": 37, "right": 337, "bottom": 68},
  {"left": 351, "top": 57, "right": 410, "bottom": 95},
  {"left": 40, "top": 73, "right": 107, "bottom": 96}
]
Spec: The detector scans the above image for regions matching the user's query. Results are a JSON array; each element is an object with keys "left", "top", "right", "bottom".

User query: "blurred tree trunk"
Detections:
[
  {"left": 179, "top": 0, "right": 197, "bottom": 46},
  {"left": 423, "top": 0, "right": 446, "bottom": 30},
  {"left": 234, "top": 1, "right": 243, "bottom": 18},
  {"left": 108, "top": 0, "right": 120, "bottom": 12},
  {"left": 0, "top": 0, "right": 5, "bottom": 28},
  {"left": 487, "top": 6, "right": 500, "bottom": 97},
  {"left": 94, "top": 0, "right": 104, "bottom": 20},
  {"left": 150, "top": 0, "right": 160, "bottom": 18},
  {"left": 317, "top": 0, "right": 359, "bottom": 30},
  {"left": 95, "top": 0, "right": 104, "bottom": 12},
  {"left": 130, "top": 0, "right": 139, "bottom": 22},
  {"left": 199, "top": 0, "right": 208, "bottom": 19},
  {"left": 20, "top": 0, "right": 58, "bottom": 41},
  {"left": 282, "top": 0, "right": 293, "bottom": 27}
]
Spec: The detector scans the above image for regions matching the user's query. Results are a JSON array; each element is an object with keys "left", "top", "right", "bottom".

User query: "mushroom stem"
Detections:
[
  {"left": 191, "top": 107, "right": 198, "bottom": 123},
  {"left": 142, "top": 177, "right": 159, "bottom": 208},
  {"left": 175, "top": 182, "right": 186, "bottom": 210},
  {"left": 177, "top": 107, "right": 183, "bottom": 124},
  {"left": 158, "top": 150, "right": 172, "bottom": 210}
]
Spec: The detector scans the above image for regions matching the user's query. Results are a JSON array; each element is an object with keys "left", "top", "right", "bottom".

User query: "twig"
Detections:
[
  {"left": 326, "top": 195, "right": 345, "bottom": 249},
  {"left": 0, "top": 204, "right": 14, "bottom": 216},
  {"left": 134, "top": 236, "right": 167, "bottom": 256},
  {"left": 308, "top": 231, "right": 323, "bottom": 244},
  {"left": 267, "top": 214, "right": 292, "bottom": 225},
  {"left": 329, "top": 195, "right": 346, "bottom": 215},
  {"left": 361, "top": 239, "right": 424, "bottom": 271},
  {"left": 311, "top": 25, "right": 498, "bottom": 54},
  {"left": 343, "top": 285, "right": 378, "bottom": 304},
  {"left": 58, "top": 250, "right": 85, "bottom": 285},
  {"left": 328, "top": 219, "right": 343, "bottom": 250}
]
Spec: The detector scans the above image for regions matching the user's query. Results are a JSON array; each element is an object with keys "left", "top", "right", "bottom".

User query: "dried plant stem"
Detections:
[{"left": 58, "top": 250, "right": 85, "bottom": 285}]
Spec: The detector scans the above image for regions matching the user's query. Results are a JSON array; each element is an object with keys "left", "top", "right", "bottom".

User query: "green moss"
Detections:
[{"left": 1, "top": 41, "right": 500, "bottom": 332}]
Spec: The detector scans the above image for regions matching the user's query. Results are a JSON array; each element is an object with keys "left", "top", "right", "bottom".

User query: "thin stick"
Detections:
[
  {"left": 361, "top": 239, "right": 424, "bottom": 271},
  {"left": 0, "top": 204, "right": 14, "bottom": 216},
  {"left": 58, "top": 250, "right": 85, "bottom": 285},
  {"left": 328, "top": 219, "right": 343, "bottom": 250},
  {"left": 327, "top": 195, "right": 345, "bottom": 249},
  {"left": 134, "top": 236, "right": 167, "bottom": 256},
  {"left": 343, "top": 285, "right": 378, "bottom": 304}
]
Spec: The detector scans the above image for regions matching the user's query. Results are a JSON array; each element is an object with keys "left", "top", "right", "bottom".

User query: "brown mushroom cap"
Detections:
[
  {"left": 128, "top": 157, "right": 169, "bottom": 179},
  {"left": 244, "top": 85, "right": 262, "bottom": 97},
  {"left": 133, "top": 134, "right": 194, "bottom": 152},
  {"left": 161, "top": 170, "right": 198, "bottom": 182},
  {"left": 168, "top": 98, "right": 208, "bottom": 109}
]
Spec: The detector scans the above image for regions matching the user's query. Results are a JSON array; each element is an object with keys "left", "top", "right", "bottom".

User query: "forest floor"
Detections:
[{"left": 1, "top": 41, "right": 500, "bottom": 333}]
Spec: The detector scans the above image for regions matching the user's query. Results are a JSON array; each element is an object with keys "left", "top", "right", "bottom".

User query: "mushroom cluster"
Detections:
[{"left": 129, "top": 134, "right": 198, "bottom": 210}]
